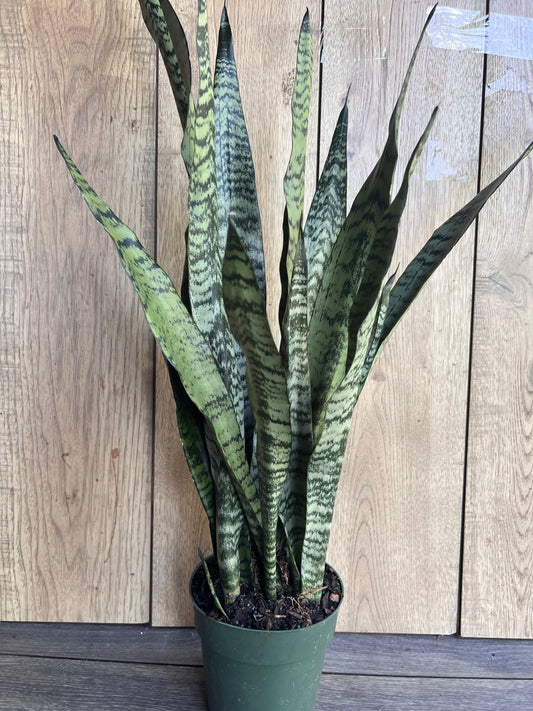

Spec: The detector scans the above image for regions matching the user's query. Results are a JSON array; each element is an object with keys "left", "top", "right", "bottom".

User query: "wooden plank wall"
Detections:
[
  {"left": 0, "top": 0, "right": 531, "bottom": 636},
  {"left": 461, "top": 0, "right": 533, "bottom": 638},
  {"left": 0, "top": 0, "right": 155, "bottom": 622}
]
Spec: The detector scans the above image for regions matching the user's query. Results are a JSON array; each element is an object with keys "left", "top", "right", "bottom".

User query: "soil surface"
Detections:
[{"left": 191, "top": 557, "right": 342, "bottom": 631}]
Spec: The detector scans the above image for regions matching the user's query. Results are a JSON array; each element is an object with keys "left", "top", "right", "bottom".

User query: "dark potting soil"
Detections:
[{"left": 191, "top": 557, "right": 342, "bottom": 631}]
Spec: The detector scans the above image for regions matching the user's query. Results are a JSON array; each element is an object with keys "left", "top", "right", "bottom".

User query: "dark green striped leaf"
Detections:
[
  {"left": 279, "top": 10, "right": 313, "bottom": 335},
  {"left": 379, "top": 138, "right": 533, "bottom": 349},
  {"left": 307, "top": 6, "right": 437, "bottom": 437},
  {"left": 304, "top": 102, "right": 348, "bottom": 318},
  {"left": 214, "top": 6, "right": 265, "bottom": 297},
  {"left": 346, "top": 106, "right": 438, "bottom": 368},
  {"left": 165, "top": 361, "right": 215, "bottom": 541},
  {"left": 280, "top": 236, "right": 312, "bottom": 569},
  {"left": 223, "top": 221, "right": 292, "bottom": 600},
  {"left": 301, "top": 277, "right": 394, "bottom": 596},
  {"left": 213, "top": 6, "right": 266, "bottom": 467},
  {"left": 187, "top": 0, "right": 243, "bottom": 444},
  {"left": 138, "top": 0, "right": 191, "bottom": 130},
  {"left": 204, "top": 425, "right": 244, "bottom": 602}
]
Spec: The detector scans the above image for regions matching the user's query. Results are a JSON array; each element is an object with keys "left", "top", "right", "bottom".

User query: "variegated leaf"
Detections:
[
  {"left": 379, "top": 138, "right": 533, "bottom": 349},
  {"left": 204, "top": 424, "right": 244, "bottom": 602},
  {"left": 214, "top": 6, "right": 265, "bottom": 296},
  {"left": 279, "top": 10, "right": 313, "bottom": 334},
  {"left": 138, "top": 0, "right": 191, "bottom": 129},
  {"left": 165, "top": 360, "right": 215, "bottom": 540},
  {"left": 301, "top": 277, "right": 394, "bottom": 597},
  {"left": 280, "top": 236, "right": 312, "bottom": 569},
  {"left": 346, "top": 107, "right": 438, "bottom": 368},
  {"left": 54, "top": 137, "right": 263, "bottom": 552},
  {"left": 187, "top": 0, "right": 243, "bottom": 440},
  {"left": 214, "top": 6, "right": 266, "bottom": 465},
  {"left": 223, "top": 221, "right": 292, "bottom": 600},
  {"left": 304, "top": 101, "right": 348, "bottom": 319},
  {"left": 308, "top": 6, "right": 437, "bottom": 434}
]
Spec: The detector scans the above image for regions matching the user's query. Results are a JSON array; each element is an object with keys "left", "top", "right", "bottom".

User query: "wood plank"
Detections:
[
  {"left": 317, "top": 675, "right": 533, "bottom": 711},
  {"left": 2, "top": 624, "right": 533, "bottom": 679},
  {"left": 0, "top": 623, "right": 203, "bottom": 666},
  {"left": 0, "top": 0, "right": 155, "bottom": 621},
  {"left": 461, "top": 0, "right": 533, "bottom": 638},
  {"left": 321, "top": 0, "right": 485, "bottom": 632},
  {"left": 152, "top": 0, "right": 322, "bottom": 626},
  {"left": 1, "top": 654, "right": 532, "bottom": 711},
  {"left": 0, "top": 657, "right": 207, "bottom": 711}
]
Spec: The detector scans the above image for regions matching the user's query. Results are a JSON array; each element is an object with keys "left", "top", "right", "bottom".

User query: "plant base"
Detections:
[{"left": 190, "top": 561, "right": 343, "bottom": 711}]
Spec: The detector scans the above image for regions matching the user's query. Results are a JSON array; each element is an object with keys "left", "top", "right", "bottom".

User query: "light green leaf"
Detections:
[{"left": 54, "top": 136, "right": 263, "bottom": 551}]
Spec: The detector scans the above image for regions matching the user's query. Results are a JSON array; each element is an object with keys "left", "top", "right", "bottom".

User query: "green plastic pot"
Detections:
[{"left": 190, "top": 561, "right": 343, "bottom": 711}]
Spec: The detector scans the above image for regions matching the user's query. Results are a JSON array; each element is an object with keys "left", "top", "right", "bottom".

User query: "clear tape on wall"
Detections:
[
  {"left": 424, "top": 6, "right": 532, "bottom": 181},
  {"left": 427, "top": 6, "right": 533, "bottom": 61}
]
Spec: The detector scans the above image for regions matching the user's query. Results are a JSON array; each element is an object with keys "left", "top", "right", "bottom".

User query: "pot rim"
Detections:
[{"left": 189, "top": 556, "right": 344, "bottom": 636}]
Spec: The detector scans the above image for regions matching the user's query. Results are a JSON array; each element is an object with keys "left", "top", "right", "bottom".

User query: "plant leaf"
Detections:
[
  {"left": 214, "top": 6, "right": 266, "bottom": 466},
  {"left": 187, "top": 0, "right": 244, "bottom": 440},
  {"left": 301, "top": 277, "right": 394, "bottom": 596},
  {"left": 304, "top": 101, "right": 348, "bottom": 318},
  {"left": 54, "top": 136, "right": 263, "bottom": 551},
  {"left": 165, "top": 360, "right": 215, "bottom": 540},
  {"left": 198, "top": 549, "right": 229, "bottom": 620},
  {"left": 379, "top": 138, "right": 533, "bottom": 349},
  {"left": 279, "top": 10, "right": 313, "bottom": 335},
  {"left": 307, "top": 6, "right": 437, "bottom": 435},
  {"left": 280, "top": 236, "right": 312, "bottom": 569},
  {"left": 203, "top": 425, "right": 244, "bottom": 602},
  {"left": 214, "top": 6, "right": 265, "bottom": 297},
  {"left": 138, "top": 0, "right": 191, "bottom": 130},
  {"left": 346, "top": 106, "right": 438, "bottom": 368},
  {"left": 223, "top": 221, "right": 292, "bottom": 600}
]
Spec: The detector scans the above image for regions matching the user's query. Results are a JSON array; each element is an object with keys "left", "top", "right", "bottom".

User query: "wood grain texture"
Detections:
[
  {"left": 2, "top": 623, "right": 533, "bottom": 678},
  {"left": 151, "top": 0, "right": 321, "bottom": 626},
  {"left": 1, "top": 654, "right": 533, "bottom": 711},
  {"left": 0, "top": 0, "right": 155, "bottom": 621},
  {"left": 461, "top": 0, "right": 533, "bottom": 638},
  {"left": 321, "top": 0, "right": 484, "bottom": 633}
]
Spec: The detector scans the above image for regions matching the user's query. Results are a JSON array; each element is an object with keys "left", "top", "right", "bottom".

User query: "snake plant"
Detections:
[{"left": 55, "top": 1, "right": 532, "bottom": 607}]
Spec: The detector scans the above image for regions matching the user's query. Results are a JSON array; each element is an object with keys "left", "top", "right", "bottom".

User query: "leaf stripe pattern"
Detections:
[
  {"left": 223, "top": 222, "right": 292, "bottom": 600},
  {"left": 301, "top": 278, "right": 394, "bottom": 596},
  {"left": 279, "top": 11, "right": 313, "bottom": 334},
  {"left": 214, "top": 7, "right": 265, "bottom": 297},
  {"left": 280, "top": 236, "right": 313, "bottom": 569},
  {"left": 214, "top": 7, "right": 265, "bottom": 466},
  {"left": 54, "top": 137, "right": 263, "bottom": 558},
  {"left": 304, "top": 102, "right": 348, "bottom": 319},
  {"left": 346, "top": 106, "right": 438, "bottom": 368},
  {"left": 138, "top": 0, "right": 191, "bottom": 130},
  {"left": 165, "top": 360, "right": 215, "bottom": 537},
  {"left": 204, "top": 425, "right": 244, "bottom": 602},
  {"left": 379, "top": 138, "right": 533, "bottom": 349},
  {"left": 307, "top": 6, "right": 437, "bottom": 437}
]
